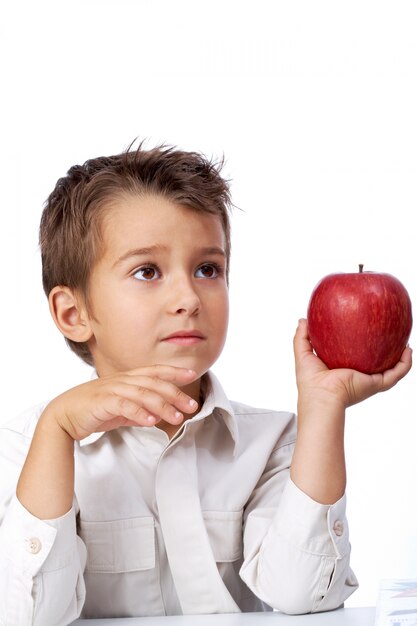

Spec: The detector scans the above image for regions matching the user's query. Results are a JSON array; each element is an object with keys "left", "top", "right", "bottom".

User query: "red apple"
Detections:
[{"left": 307, "top": 265, "right": 413, "bottom": 374}]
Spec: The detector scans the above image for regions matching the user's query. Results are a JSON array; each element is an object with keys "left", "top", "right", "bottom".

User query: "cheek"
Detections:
[{"left": 212, "top": 292, "right": 229, "bottom": 333}]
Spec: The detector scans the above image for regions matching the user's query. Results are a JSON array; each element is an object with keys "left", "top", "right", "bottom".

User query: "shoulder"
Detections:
[
  {"left": 0, "top": 404, "right": 49, "bottom": 490},
  {"left": 0, "top": 402, "right": 48, "bottom": 441},
  {"left": 230, "top": 400, "right": 297, "bottom": 450},
  {"left": 205, "top": 371, "right": 297, "bottom": 450}
]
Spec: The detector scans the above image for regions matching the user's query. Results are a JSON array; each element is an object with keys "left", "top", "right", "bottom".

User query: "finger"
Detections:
[
  {"left": 99, "top": 395, "right": 164, "bottom": 427},
  {"left": 95, "top": 415, "right": 160, "bottom": 432},
  {"left": 107, "top": 381, "right": 198, "bottom": 425},
  {"left": 293, "top": 318, "right": 315, "bottom": 361},
  {"left": 116, "top": 376, "right": 199, "bottom": 416},
  {"left": 378, "top": 346, "right": 413, "bottom": 391}
]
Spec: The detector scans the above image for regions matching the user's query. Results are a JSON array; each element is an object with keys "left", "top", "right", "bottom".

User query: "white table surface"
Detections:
[{"left": 72, "top": 607, "right": 375, "bottom": 625}]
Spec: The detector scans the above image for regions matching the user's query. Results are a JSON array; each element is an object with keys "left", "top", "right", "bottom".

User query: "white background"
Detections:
[{"left": 1, "top": 0, "right": 416, "bottom": 610}]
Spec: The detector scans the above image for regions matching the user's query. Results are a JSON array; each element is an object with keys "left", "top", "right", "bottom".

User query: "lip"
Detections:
[{"left": 162, "top": 330, "right": 206, "bottom": 345}]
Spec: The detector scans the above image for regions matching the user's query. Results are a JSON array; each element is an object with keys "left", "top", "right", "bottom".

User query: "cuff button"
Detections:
[{"left": 26, "top": 537, "right": 42, "bottom": 554}]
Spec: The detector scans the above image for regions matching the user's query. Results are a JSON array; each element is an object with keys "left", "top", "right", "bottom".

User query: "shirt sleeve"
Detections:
[
  {"left": 0, "top": 423, "right": 87, "bottom": 626},
  {"left": 239, "top": 440, "right": 359, "bottom": 614}
]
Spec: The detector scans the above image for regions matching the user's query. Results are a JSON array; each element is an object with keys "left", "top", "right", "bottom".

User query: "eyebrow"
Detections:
[
  {"left": 113, "top": 245, "right": 166, "bottom": 267},
  {"left": 113, "top": 245, "right": 226, "bottom": 267},
  {"left": 199, "top": 246, "right": 226, "bottom": 257}
]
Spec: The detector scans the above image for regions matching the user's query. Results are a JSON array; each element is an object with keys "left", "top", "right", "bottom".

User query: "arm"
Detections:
[
  {"left": 240, "top": 319, "right": 412, "bottom": 614},
  {"left": 17, "top": 365, "right": 198, "bottom": 520},
  {"left": 291, "top": 319, "right": 412, "bottom": 505},
  {"left": 0, "top": 413, "right": 87, "bottom": 626},
  {"left": 240, "top": 440, "right": 358, "bottom": 614},
  {"left": 16, "top": 414, "right": 75, "bottom": 520},
  {"left": 2, "top": 365, "right": 198, "bottom": 625}
]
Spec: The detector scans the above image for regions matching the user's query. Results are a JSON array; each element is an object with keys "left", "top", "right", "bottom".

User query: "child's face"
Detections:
[{"left": 84, "top": 194, "right": 229, "bottom": 380}]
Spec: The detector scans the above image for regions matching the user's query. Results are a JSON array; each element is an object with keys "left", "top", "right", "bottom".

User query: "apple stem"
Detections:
[{"left": 359, "top": 264, "right": 364, "bottom": 273}]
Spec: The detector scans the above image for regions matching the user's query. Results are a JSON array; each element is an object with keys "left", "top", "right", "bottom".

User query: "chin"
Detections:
[{"left": 167, "top": 358, "right": 213, "bottom": 381}]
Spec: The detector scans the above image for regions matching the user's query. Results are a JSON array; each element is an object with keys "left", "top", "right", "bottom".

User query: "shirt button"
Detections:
[
  {"left": 26, "top": 537, "right": 42, "bottom": 554},
  {"left": 333, "top": 520, "right": 344, "bottom": 537}
]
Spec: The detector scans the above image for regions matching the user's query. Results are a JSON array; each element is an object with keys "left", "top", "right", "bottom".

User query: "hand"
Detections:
[
  {"left": 44, "top": 365, "right": 199, "bottom": 441},
  {"left": 294, "top": 319, "right": 412, "bottom": 411}
]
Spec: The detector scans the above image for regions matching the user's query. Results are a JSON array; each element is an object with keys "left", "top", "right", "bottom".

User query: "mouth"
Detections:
[{"left": 162, "top": 330, "right": 206, "bottom": 345}]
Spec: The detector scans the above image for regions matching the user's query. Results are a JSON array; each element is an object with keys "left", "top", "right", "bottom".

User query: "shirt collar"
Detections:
[
  {"left": 197, "top": 371, "right": 239, "bottom": 453},
  {"left": 79, "top": 370, "right": 239, "bottom": 452}
]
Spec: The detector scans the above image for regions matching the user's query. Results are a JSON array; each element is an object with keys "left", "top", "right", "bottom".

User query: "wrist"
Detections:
[
  {"left": 297, "top": 388, "right": 346, "bottom": 420},
  {"left": 39, "top": 403, "right": 76, "bottom": 444},
  {"left": 296, "top": 396, "right": 346, "bottom": 460}
]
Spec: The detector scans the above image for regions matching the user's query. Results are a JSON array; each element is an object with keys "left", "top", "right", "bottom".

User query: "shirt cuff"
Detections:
[
  {"left": 272, "top": 478, "right": 349, "bottom": 558},
  {"left": 0, "top": 495, "right": 77, "bottom": 576}
]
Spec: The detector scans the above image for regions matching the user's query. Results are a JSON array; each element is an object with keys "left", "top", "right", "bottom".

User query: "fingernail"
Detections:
[
  {"left": 175, "top": 411, "right": 183, "bottom": 420},
  {"left": 189, "top": 399, "right": 198, "bottom": 408},
  {"left": 147, "top": 415, "right": 156, "bottom": 424}
]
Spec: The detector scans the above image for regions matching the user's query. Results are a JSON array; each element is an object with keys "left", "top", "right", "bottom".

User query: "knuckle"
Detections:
[
  {"left": 160, "top": 399, "right": 171, "bottom": 414},
  {"left": 136, "top": 385, "right": 149, "bottom": 398},
  {"left": 116, "top": 396, "right": 136, "bottom": 415},
  {"left": 118, "top": 397, "right": 149, "bottom": 422},
  {"left": 136, "top": 407, "right": 151, "bottom": 422},
  {"left": 175, "top": 388, "right": 185, "bottom": 401}
]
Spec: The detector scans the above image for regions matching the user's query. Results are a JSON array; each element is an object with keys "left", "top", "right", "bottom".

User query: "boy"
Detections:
[{"left": 0, "top": 143, "right": 412, "bottom": 625}]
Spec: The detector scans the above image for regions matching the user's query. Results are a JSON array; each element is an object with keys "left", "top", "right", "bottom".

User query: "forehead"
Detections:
[{"left": 99, "top": 193, "right": 226, "bottom": 256}]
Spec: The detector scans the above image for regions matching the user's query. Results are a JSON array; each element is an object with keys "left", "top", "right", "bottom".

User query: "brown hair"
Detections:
[{"left": 39, "top": 141, "right": 233, "bottom": 365}]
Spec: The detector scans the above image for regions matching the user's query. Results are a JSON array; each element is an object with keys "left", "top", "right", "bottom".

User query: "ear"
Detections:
[{"left": 48, "top": 286, "right": 93, "bottom": 343}]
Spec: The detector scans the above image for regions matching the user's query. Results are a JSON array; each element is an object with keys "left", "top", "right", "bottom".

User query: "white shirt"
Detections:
[{"left": 0, "top": 372, "right": 358, "bottom": 625}]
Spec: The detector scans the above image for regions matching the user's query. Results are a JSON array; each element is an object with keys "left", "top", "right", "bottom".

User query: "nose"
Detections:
[{"left": 169, "top": 276, "right": 201, "bottom": 316}]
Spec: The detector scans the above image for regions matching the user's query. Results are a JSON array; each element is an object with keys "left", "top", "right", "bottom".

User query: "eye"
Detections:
[
  {"left": 195, "top": 263, "right": 221, "bottom": 279},
  {"left": 133, "top": 265, "right": 161, "bottom": 281}
]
